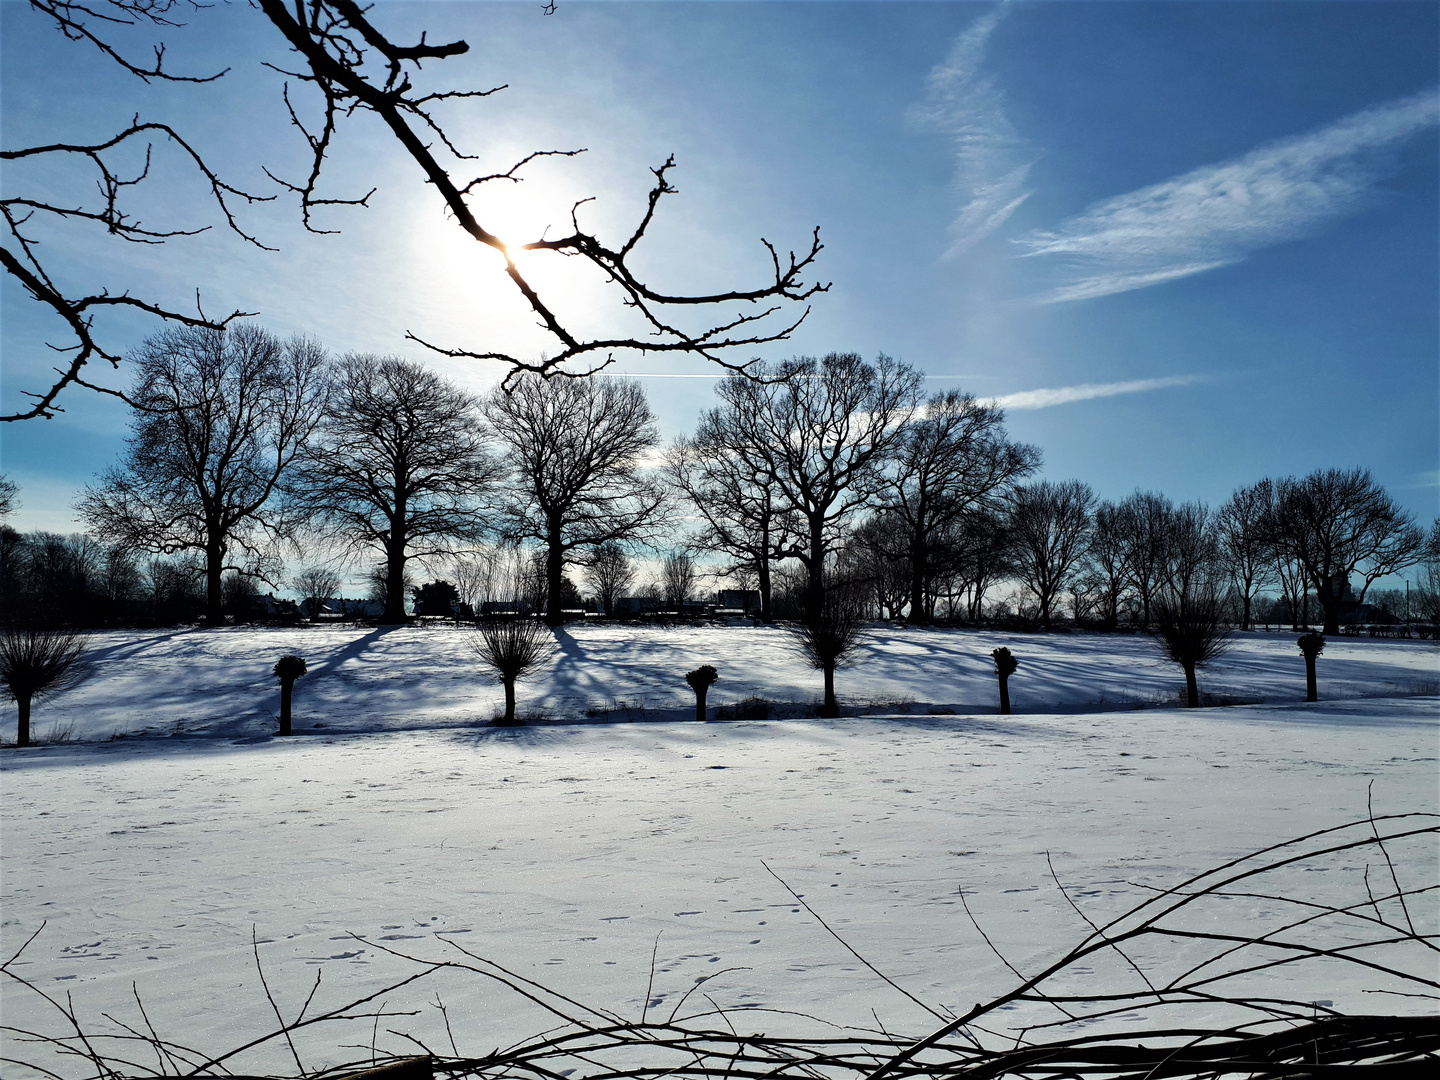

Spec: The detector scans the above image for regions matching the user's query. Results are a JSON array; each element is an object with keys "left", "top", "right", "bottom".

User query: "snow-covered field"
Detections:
[
  {"left": 8, "top": 621, "right": 1439, "bottom": 739},
  {"left": 2, "top": 625, "right": 1437, "bottom": 1075}
]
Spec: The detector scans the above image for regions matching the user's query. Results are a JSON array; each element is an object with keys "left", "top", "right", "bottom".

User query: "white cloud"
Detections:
[
  {"left": 1031, "top": 261, "right": 1238, "bottom": 305},
  {"left": 909, "top": 2, "right": 1039, "bottom": 258},
  {"left": 1018, "top": 88, "right": 1439, "bottom": 302},
  {"left": 993, "top": 375, "right": 1196, "bottom": 411}
]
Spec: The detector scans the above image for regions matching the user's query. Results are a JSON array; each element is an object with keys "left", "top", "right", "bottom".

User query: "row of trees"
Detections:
[{"left": 2, "top": 329, "right": 1434, "bottom": 639}]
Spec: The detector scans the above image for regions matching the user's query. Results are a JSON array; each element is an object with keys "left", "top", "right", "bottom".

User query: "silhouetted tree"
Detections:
[
  {"left": 1297, "top": 632, "right": 1324, "bottom": 703},
  {"left": 221, "top": 571, "right": 263, "bottom": 622},
  {"left": 1009, "top": 480, "right": 1095, "bottom": 629},
  {"left": 685, "top": 665, "right": 719, "bottom": 722},
  {"left": 582, "top": 542, "right": 635, "bottom": 616},
  {"left": 412, "top": 580, "right": 461, "bottom": 618},
  {"left": 1147, "top": 507, "right": 1229, "bottom": 708},
  {"left": 1273, "top": 469, "right": 1423, "bottom": 635},
  {"left": 485, "top": 375, "right": 667, "bottom": 626},
  {"left": 292, "top": 566, "right": 342, "bottom": 621},
  {"left": 290, "top": 355, "right": 501, "bottom": 624},
  {"left": 788, "top": 582, "right": 869, "bottom": 718},
  {"left": 1085, "top": 501, "right": 1132, "bottom": 630},
  {"left": 665, "top": 433, "right": 801, "bottom": 623},
  {"left": 881, "top": 392, "right": 1039, "bottom": 624},
  {"left": 470, "top": 617, "right": 555, "bottom": 725},
  {"left": 844, "top": 513, "right": 912, "bottom": 620},
  {"left": 1, "top": 626, "right": 87, "bottom": 747},
  {"left": 1414, "top": 519, "right": 1440, "bottom": 627},
  {"left": 1115, "top": 491, "right": 1175, "bottom": 626},
  {"left": 703, "top": 354, "right": 921, "bottom": 628},
  {"left": 991, "top": 647, "right": 1017, "bottom": 715},
  {"left": 949, "top": 507, "right": 1017, "bottom": 621},
  {"left": 78, "top": 324, "right": 328, "bottom": 624},
  {"left": 0, "top": 476, "right": 17, "bottom": 519},
  {"left": 6, "top": 1, "right": 826, "bottom": 420},
  {"left": 661, "top": 551, "right": 697, "bottom": 613},
  {"left": 1215, "top": 479, "right": 1277, "bottom": 631},
  {"left": 272, "top": 654, "right": 307, "bottom": 736}
]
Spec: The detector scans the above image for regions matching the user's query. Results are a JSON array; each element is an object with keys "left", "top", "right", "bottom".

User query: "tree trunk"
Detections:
[
  {"left": 1183, "top": 663, "right": 1199, "bottom": 708},
  {"left": 278, "top": 679, "right": 294, "bottom": 735},
  {"left": 757, "top": 557, "right": 773, "bottom": 624},
  {"left": 381, "top": 540, "right": 408, "bottom": 624},
  {"left": 908, "top": 536, "right": 929, "bottom": 626},
  {"left": 204, "top": 538, "right": 225, "bottom": 625},
  {"left": 804, "top": 518, "right": 826, "bottom": 624},
  {"left": 820, "top": 664, "right": 838, "bottom": 718},
  {"left": 1318, "top": 573, "right": 1343, "bottom": 635},
  {"left": 16, "top": 693, "right": 32, "bottom": 747},
  {"left": 1240, "top": 592, "right": 1252, "bottom": 632},
  {"left": 1304, "top": 654, "right": 1318, "bottom": 702},
  {"left": 502, "top": 678, "right": 517, "bottom": 724},
  {"left": 997, "top": 673, "right": 1010, "bottom": 715},
  {"left": 545, "top": 527, "right": 565, "bottom": 628},
  {"left": 694, "top": 686, "right": 708, "bottom": 723}
]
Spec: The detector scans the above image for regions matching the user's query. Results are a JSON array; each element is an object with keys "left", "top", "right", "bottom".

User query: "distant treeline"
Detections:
[{"left": 1, "top": 328, "right": 1436, "bottom": 635}]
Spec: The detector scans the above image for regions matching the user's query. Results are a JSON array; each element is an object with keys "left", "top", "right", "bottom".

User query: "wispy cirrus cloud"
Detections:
[
  {"left": 908, "top": 2, "right": 1039, "bottom": 259},
  {"left": 1019, "top": 88, "right": 1439, "bottom": 303},
  {"left": 994, "top": 375, "right": 1197, "bottom": 411}
]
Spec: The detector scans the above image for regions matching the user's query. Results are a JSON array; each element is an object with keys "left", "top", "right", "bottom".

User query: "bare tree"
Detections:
[
  {"left": 1084, "top": 501, "right": 1132, "bottom": 630},
  {"left": 701, "top": 354, "right": 921, "bottom": 625},
  {"left": 1009, "top": 480, "right": 1095, "bottom": 629},
  {"left": 470, "top": 618, "right": 555, "bottom": 725},
  {"left": 661, "top": 551, "right": 697, "bottom": 613},
  {"left": 289, "top": 355, "right": 502, "bottom": 624},
  {"left": 1414, "top": 519, "right": 1440, "bottom": 627},
  {"left": 77, "top": 324, "right": 329, "bottom": 624},
  {"left": 1152, "top": 581, "right": 1230, "bottom": 708},
  {"left": 665, "top": 432, "right": 801, "bottom": 623},
  {"left": 1214, "top": 479, "right": 1277, "bottom": 631},
  {"left": 1, "top": 626, "right": 88, "bottom": 747},
  {"left": 787, "top": 582, "right": 869, "bottom": 718},
  {"left": 1149, "top": 502, "right": 1229, "bottom": 708},
  {"left": 6, "top": 1, "right": 826, "bottom": 419},
  {"left": 948, "top": 507, "right": 1017, "bottom": 621},
  {"left": 1273, "top": 468, "right": 1423, "bottom": 635},
  {"left": 1115, "top": 491, "right": 1175, "bottom": 626},
  {"left": 582, "top": 542, "right": 635, "bottom": 616},
  {"left": 292, "top": 566, "right": 342, "bottom": 621},
  {"left": 0, "top": 476, "right": 17, "bottom": 519},
  {"left": 881, "top": 392, "right": 1039, "bottom": 624},
  {"left": 484, "top": 375, "right": 668, "bottom": 626},
  {"left": 844, "top": 513, "right": 912, "bottom": 621}
]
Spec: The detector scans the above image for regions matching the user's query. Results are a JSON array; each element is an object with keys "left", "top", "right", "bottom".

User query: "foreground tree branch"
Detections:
[
  {"left": 3, "top": 813, "right": 1435, "bottom": 1078},
  {"left": 6, "top": 1, "right": 829, "bottom": 419}
]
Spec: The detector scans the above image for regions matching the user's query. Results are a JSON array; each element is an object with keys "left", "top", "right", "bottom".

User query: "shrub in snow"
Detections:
[
  {"left": 684, "top": 665, "right": 719, "bottom": 721},
  {"left": 1297, "top": 632, "right": 1325, "bottom": 702},
  {"left": 715, "top": 695, "right": 771, "bottom": 722},
  {"left": 990, "top": 647, "right": 1018, "bottom": 715},
  {"left": 469, "top": 617, "right": 556, "bottom": 725},
  {"left": 272, "top": 655, "right": 308, "bottom": 736},
  {"left": 1, "top": 626, "right": 88, "bottom": 747}
]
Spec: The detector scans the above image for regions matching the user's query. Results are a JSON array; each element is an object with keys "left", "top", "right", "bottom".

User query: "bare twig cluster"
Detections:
[
  {"left": 4, "top": 811, "right": 1434, "bottom": 1078},
  {"left": 6, "top": 1, "right": 828, "bottom": 419}
]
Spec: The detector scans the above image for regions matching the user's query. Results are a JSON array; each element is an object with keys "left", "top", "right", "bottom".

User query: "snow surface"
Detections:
[
  {"left": 1, "top": 625, "right": 1437, "bottom": 1075},
  {"left": 9, "top": 622, "right": 1440, "bottom": 740}
]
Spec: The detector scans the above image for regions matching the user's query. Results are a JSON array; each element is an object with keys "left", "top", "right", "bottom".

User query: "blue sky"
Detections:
[{"left": 2, "top": 0, "right": 1437, "bottom": 538}]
